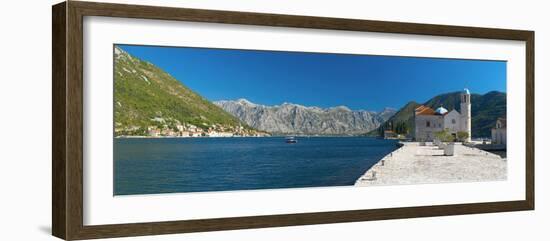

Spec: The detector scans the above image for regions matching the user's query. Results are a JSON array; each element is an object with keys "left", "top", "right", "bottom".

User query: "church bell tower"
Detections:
[{"left": 460, "top": 88, "right": 472, "bottom": 142}]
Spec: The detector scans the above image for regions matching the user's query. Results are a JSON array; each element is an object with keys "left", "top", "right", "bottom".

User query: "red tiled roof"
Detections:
[{"left": 415, "top": 105, "right": 436, "bottom": 116}]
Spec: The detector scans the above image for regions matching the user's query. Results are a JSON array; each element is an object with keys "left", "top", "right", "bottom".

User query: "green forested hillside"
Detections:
[
  {"left": 113, "top": 46, "right": 255, "bottom": 136},
  {"left": 370, "top": 101, "right": 420, "bottom": 136},
  {"left": 375, "top": 91, "right": 506, "bottom": 138}
]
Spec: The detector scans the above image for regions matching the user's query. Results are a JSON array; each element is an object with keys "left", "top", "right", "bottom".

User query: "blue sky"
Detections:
[{"left": 117, "top": 44, "right": 506, "bottom": 111}]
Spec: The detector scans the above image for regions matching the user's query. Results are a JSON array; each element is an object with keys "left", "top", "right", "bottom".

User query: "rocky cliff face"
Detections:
[{"left": 214, "top": 99, "right": 396, "bottom": 135}]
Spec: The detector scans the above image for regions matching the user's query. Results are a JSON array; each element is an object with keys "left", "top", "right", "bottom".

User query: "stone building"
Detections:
[
  {"left": 414, "top": 89, "right": 472, "bottom": 142},
  {"left": 491, "top": 117, "right": 507, "bottom": 145},
  {"left": 383, "top": 130, "right": 397, "bottom": 139}
]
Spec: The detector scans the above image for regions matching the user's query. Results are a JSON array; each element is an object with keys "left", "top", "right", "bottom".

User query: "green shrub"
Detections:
[
  {"left": 435, "top": 129, "right": 454, "bottom": 142},
  {"left": 457, "top": 131, "right": 469, "bottom": 142}
]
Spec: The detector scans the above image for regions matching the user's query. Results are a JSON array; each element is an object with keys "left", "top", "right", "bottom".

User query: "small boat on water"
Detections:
[{"left": 285, "top": 136, "right": 297, "bottom": 144}]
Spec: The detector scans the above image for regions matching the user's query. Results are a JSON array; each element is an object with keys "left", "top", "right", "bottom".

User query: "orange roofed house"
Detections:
[{"left": 414, "top": 89, "right": 472, "bottom": 142}]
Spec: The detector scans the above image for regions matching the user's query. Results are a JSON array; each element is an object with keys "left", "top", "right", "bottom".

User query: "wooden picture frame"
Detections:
[{"left": 52, "top": 1, "right": 534, "bottom": 240}]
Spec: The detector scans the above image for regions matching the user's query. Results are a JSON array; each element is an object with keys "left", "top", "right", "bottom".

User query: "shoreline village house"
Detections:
[
  {"left": 414, "top": 89, "right": 472, "bottom": 142},
  {"left": 491, "top": 117, "right": 507, "bottom": 145}
]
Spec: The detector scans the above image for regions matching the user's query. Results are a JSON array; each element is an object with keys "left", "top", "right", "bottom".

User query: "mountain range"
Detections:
[{"left": 214, "top": 99, "right": 396, "bottom": 135}]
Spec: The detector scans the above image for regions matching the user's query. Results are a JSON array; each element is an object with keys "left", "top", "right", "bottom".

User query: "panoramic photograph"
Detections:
[{"left": 113, "top": 44, "right": 507, "bottom": 195}]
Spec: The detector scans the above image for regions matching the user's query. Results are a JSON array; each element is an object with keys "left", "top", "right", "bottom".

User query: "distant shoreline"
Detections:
[
  {"left": 114, "top": 135, "right": 384, "bottom": 139},
  {"left": 115, "top": 135, "right": 268, "bottom": 139}
]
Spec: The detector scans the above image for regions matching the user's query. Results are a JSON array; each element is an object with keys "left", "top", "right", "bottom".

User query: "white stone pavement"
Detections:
[{"left": 355, "top": 142, "right": 506, "bottom": 186}]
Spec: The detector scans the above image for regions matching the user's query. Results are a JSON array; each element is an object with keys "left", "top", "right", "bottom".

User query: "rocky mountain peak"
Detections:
[
  {"left": 236, "top": 98, "right": 257, "bottom": 106},
  {"left": 329, "top": 106, "right": 352, "bottom": 112}
]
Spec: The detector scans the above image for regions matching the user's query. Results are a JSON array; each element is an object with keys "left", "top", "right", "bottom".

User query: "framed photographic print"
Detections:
[{"left": 52, "top": 1, "right": 534, "bottom": 240}]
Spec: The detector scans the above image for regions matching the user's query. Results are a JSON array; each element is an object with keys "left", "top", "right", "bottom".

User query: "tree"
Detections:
[
  {"left": 394, "top": 122, "right": 402, "bottom": 134},
  {"left": 435, "top": 129, "right": 454, "bottom": 142},
  {"left": 395, "top": 122, "right": 409, "bottom": 135},
  {"left": 457, "top": 131, "right": 469, "bottom": 142},
  {"left": 377, "top": 121, "right": 392, "bottom": 136}
]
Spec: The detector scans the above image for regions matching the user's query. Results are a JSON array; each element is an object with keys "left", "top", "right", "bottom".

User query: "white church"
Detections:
[{"left": 414, "top": 89, "right": 472, "bottom": 142}]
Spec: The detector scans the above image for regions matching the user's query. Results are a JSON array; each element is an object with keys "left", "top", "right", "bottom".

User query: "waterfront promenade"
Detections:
[{"left": 355, "top": 142, "right": 506, "bottom": 186}]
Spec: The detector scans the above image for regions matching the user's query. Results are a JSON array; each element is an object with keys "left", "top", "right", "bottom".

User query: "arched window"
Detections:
[
  {"left": 452, "top": 119, "right": 456, "bottom": 124},
  {"left": 426, "top": 121, "right": 430, "bottom": 127}
]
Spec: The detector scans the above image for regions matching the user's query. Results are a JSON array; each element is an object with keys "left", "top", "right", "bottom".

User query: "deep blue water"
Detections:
[{"left": 114, "top": 137, "right": 398, "bottom": 195}]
